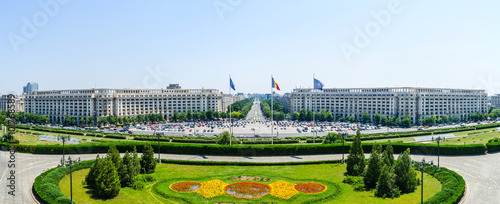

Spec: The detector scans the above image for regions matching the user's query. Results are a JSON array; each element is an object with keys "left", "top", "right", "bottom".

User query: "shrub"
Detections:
[
  {"left": 422, "top": 166, "right": 465, "bottom": 204},
  {"left": 33, "top": 160, "right": 93, "bottom": 204}
]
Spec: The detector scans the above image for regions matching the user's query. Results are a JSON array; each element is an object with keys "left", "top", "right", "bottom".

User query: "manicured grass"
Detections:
[
  {"left": 428, "top": 131, "right": 500, "bottom": 145},
  {"left": 366, "top": 128, "right": 500, "bottom": 145},
  {"left": 14, "top": 133, "right": 61, "bottom": 145},
  {"left": 18, "top": 129, "right": 135, "bottom": 142},
  {"left": 59, "top": 163, "right": 441, "bottom": 204}
]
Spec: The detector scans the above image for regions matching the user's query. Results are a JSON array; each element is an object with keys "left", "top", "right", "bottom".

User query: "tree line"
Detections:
[
  {"left": 260, "top": 99, "right": 286, "bottom": 120},
  {"left": 290, "top": 108, "right": 500, "bottom": 126}
]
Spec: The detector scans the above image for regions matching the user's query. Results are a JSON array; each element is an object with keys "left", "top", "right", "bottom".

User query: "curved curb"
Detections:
[
  {"left": 458, "top": 183, "right": 468, "bottom": 204},
  {"left": 31, "top": 181, "right": 42, "bottom": 204}
]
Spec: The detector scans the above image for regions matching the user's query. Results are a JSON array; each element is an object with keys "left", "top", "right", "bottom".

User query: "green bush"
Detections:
[
  {"left": 33, "top": 160, "right": 93, "bottom": 204},
  {"left": 422, "top": 166, "right": 465, "bottom": 204},
  {"left": 486, "top": 141, "right": 500, "bottom": 153},
  {"left": 10, "top": 140, "right": 487, "bottom": 156}
]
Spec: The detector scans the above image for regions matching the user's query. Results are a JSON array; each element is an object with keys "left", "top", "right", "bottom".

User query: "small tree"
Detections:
[
  {"left": 132, "top": 146, "right": 141, "bottom": 175},
  {"left": 107, "top": 145, "right": 122, "bottom": 171},
  {"left": 394, "top": 148, "right": 418, "bottom": 193},
  {"left": 373, "top": 113, "right": 381, "bottom": 124},
  {"left": 362, "top": 111, "right": 370, "bottom": 123},
  {"left": 375, "top": 164, "right": 400, "bottom": 198},
  {"left": 95, "top": 157, "right": 121, "bottom": 198},
  {"left": 85, "top": 154, "right": 101, "bottom": 188},
  {"left": 322, "top": 132, "right": 342, "bottom": 144},
  {"left": 347, "top": 129, "right": 365, "bottom": 176},
  {"left": 381, "top": 141, "right": 394, "bottom": 166},
  {"left": 119, "top": 151, "right": 136, "bottom": 187},
  {"left": 141, "top": 143, "right": 157, "bottom": 174},
  {"left": 364, "top": 143, "right": 382, "bottom": 189},
  {"left": 216, "top": 131, "right": 235, "bottom": 145}
]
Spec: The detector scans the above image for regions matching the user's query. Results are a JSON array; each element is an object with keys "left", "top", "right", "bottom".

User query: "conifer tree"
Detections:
[
  {"left": 107, "top": 145, "right": 122, "bottom": 171},
  {"left": 394, "top": 148, "right": 418, "bottom": 193},
  {"left": 141, "top": 143, "right": 157, "bottom": 174},
  {"left": 375, "top": 164, "right": 400, "bottom": 198},
  {"left": 133, "top": 146, "right": 141, "bottom": 175},
  {"left": 85, "top": 154, "right": 101, "bottom": 188},
  {"left": 347, "top": 129, "right": 365, "bottom": 176},
  {"left": 119, "top": 151, "right": 136, "bottom": 187},
  {"left": 95, "top": 157, "right": 121, "bottom": 198},
  {"left": 381, "top": 141, "right": 395, "bottom": 166},
  {"left": 364, "top": 143, "right": 382, "bottom": 189}
]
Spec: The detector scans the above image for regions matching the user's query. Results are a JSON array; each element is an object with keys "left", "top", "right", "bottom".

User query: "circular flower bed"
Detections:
[
  {"left": 224, "top": 182, "right": 271, "bottom": 199},
  {"left": 169, "top": 181, "right": 201, "bottom": 192},
  {"left": 294, "top": 182, "right": 327, "bottom": 194}
]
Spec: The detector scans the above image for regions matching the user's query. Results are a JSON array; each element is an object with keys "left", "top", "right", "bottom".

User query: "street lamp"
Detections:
[
  {"left": 57, "top": 135, "right": 70, "bottom": 167},
  {"left": 60, "top": 156, "right": 81, "bottom": 204},
  {"left": 418, "top": 158, "right": 434, "bottom": 204}
]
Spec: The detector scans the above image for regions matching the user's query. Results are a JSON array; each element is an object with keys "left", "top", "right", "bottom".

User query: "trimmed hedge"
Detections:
[
  {"left": 159, "top": 158, "right": 341, "bottom": 166},
  {"left": 347, "top": 123, "right": 500, "bottom": 141},
  {"left": 422, "top": 166, "right": 466, "bottom": 204},
  {"left": 33, "top": 160, "right": 94, "bottom": 204},
  {"left": 11, "top": 141, "right": 486, "bottom": 156},
  {"left": 486, "top": 141, "right": 500, "bottom": 153},
  {"left": 241, "top": 140, "right": 300, "bottom": 145},
  {"left": 306, "top": 139, "right": 324, "bottom": 143}
]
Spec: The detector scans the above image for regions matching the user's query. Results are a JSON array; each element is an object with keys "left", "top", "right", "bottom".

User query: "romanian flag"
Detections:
[{"left": 272, "top": 77, "right": 280, "bottom": 91}]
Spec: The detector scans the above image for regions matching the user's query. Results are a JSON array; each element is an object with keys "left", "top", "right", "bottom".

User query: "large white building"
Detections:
[
  {"left": 24, "top": 88, "right": 223, "bottom": 124},
  {"left": 492, "top": 94, "right": 500, "bottom": 108},
  {"left": 0, "top": 95, "right": 25, "bottom": 113},
  {"left": 289, "top": 87, "right": 488, "bottom": 123}
]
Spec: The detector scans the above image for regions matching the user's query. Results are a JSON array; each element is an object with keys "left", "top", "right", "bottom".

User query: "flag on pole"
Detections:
[
  {"left": 230, "top": 78, "right": 236, "bottom": 91},
  {"left": 272, "top": 77, "right": 280, "bottom": 91},
  {"left": 314, "top": 78, "right": 324, "bottom": 90}
]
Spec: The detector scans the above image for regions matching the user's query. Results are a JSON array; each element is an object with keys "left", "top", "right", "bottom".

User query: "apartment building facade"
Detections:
[
  {"left": 288, "top": 87, "right": 488, "bottom": 123},
  {"left": 24, "top": 88, "right": 223, "bottom": 124}
]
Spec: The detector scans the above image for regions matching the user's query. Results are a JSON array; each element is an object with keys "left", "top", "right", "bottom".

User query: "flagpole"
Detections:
[
  {"left": 229, "top": 74, "right": 232, "bottom": 146},
  {"left": 313, "top": 74, "right": 316, "bottom": 143},
  {"left": 271, "top": 75, "right": 274, "bottom": 145}
]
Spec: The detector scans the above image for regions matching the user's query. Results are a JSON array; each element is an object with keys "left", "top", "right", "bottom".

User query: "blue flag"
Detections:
[
  {"left": 230, "top": 78, "right": 236, "bottom": 91},
  {"left": 314, "top": 78, "right": 324, "bottom": 90}
]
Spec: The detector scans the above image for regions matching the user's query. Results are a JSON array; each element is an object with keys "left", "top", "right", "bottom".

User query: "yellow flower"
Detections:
[
  {"left": 269, "top": 181, "right": 299, "bottom": 199},
  {"left": 196, "top": 179, "right": 228, "bottom": 198}
]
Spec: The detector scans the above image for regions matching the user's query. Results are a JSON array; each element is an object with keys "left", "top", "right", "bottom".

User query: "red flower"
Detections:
[{"left": 294, "top": 182, "right": 327, "bottom": 194}]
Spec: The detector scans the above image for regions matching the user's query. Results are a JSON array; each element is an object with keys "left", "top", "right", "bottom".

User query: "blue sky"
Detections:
[{"left": 1, "top": 0, "right": 499, "bottom": 95}]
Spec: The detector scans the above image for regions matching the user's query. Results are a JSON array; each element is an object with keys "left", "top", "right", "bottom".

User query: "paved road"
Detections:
[{"left": 1, "top": 150, "right": 499, "bottom": 203}]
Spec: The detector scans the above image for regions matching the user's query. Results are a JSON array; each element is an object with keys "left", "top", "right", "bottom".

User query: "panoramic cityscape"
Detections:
[{"left": 1, "top": 1, "right": 500, "bottom": 204}]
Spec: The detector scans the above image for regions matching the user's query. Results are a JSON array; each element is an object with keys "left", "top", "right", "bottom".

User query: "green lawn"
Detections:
[
  {"left": 59, "top": 163, "right": 441, "bottom": 204},
  {"left": 14, "top": 133, "right": 61, "bottom": 145},
  {"left": 427, "top": 131, "right": 500, "bottom": 145},
  {"left": 366, "top": 128, "right": 500, "bottom": 145},
  {"left": 15, "top": 129, "right": 151, "bottom": 146}
]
